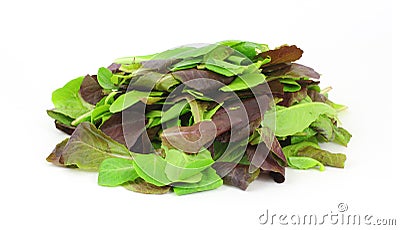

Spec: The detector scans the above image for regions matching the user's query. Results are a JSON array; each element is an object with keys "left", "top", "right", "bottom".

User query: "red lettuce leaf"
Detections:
[
  {"left": 54, "top": 120, "right": 75, "bottom": 135},
  {"left": 246, "top": 144, "right": 285, "bottom": 183},
  {"left": 79, "top": 75, "right": 104, "bottom": 105},
  {"left": 212, "top": 163, "right": 260, "bottom": 190},
  {"left": 46, "top": 138, "right": 70, "bottom": 167},
  {"left": 258, "top": 45, "right": 303, "bottom": 67},
  {"left": 123, "top": 178, "right": 171, "bottom": 194},
  {"left": 107, "top": 63, "right": 121, "bottom": 73},
  {"left": 172, "top": 69, "right": 234, "bottom": 92},
  {"left": 161, "top": 96, "right": 270, "bottom": 153}
]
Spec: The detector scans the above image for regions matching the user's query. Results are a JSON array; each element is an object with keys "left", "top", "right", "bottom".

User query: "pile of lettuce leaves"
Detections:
[{"left": 46, "top": 40, "right": 351, "bottom": 195}]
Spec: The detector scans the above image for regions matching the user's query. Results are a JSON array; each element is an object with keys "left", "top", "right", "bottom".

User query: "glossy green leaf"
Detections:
[
  {"left": 52, "top": 77, "right": 93, "bottom": 119},
  {"left": 205, "top": 59, "right": 246, "bottom": 77},
  {"left": 282, "top": 141, "right": 320, "bottom": 158},
  {"left": 297, "top": 146, "right": 346, "bottom": 168},
  {"left": 290, "top": 127, "right": 317, "bottom": 144},
  {"left": 164, "top": 147, "right": 214, "bottom": 182},
  {"left": 160, "top": 100, "right": 189, "bottom": 123},
  {"left": 280, "top": 78, "right": 301, "bottom": 92},
  {"left": 132, "top": 153, "right": 170, "bottom": 186},
  {"left": 264, "top": 102, "right": 337, "bottom": 137},
  {"left": 283, "top": 141, "right": 346, "bottom": 168},
  {"left": 97, "top": 67, "right": 118, "bottom": 90},
  {"left": 47, "top": 110, "right": 74, "bottom": 126},
  {"left": 333, "top": 126, "right": 352, "bottom": 147},
  {"left": 98, "top": 158, "right": 139, "bottom": 186},
  {"left": 173, "top": 168, "right": 223, "bottom": 195},
  {"left": 171, "top": 57, "right": 203, "bottom": 71},
  {"left": 109, "top": 90, "right": 149, "bottom": 113},
  {"left": 288, "top": 156, "right": 325, "bottom": 171},
  {"left": 220, "top": 71, "right": 266, "bottom": 92}
]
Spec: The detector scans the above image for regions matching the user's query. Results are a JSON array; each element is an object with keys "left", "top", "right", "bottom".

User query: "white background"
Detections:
[{"left": 0, "top": 0, "right": 397, "bottom": 229}]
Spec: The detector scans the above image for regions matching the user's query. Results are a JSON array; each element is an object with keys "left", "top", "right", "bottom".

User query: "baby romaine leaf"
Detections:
[
  {"left": 218, "top": 40, "right": 269, "bottom": 60},
  {"left": 52, "top": 77, "right": 93, "bottom": 119},
  {"left": 109, "top": 90, "right": 150, "bottom": 113},
  {"left": 290, "top": 127, "right": 318, "bottom": 144},
  {"left": 309, "top": 115, "right": 352, "bottom": 146},
  {"left": 204, "top": 59, "right": 246, "bottom": 77},
  {"left": 333, "top": 127, "right": 352, "bottom": 147},
  {"left": 90, "top": 104, "right": 111, "bottom": 123},
  {"left": 220, "top": 71, "right": 266, "bottom": 92},
  {"left": 257, "top": 45, "right": 303, "bottom": 67},
  {"left": 132, "top": 153, "right": 171, "bottom": 186},
  {"left": 98, "top": 158, "right": 139, "bottom": 187},
  {"left": 172, "top": 69, "right": 234, "bottom": 92},
  {"left": 123, "top": 178, "right": 171, "bottom": 194},
  {"left": 173, "top": 168, "right": 223, "bottom": 195},
  {"left": 279, "top": 78, "right": 301, "bottom": 92},
  {"left": 79, "top": 75, "right": 105, "bottom": 105},
  {"left": 204, "top": 45, "right": 235, "bottom": 61},
  {"left": 297, "top": 146, "right": 346, "bottom": 168},
  {"left": 264, "top": 102, "right": 337, "bottom": 137},
  {"left": 56, "top": 122, "right": 133, "bottom": 170},
  {"left": 213, "top": 163, "right": 260, "bottom": 190},
  {"left": 164, "top": 147, "right": 214, "bottom": 182},
  {"left": 161, "top": 121, "right": 217, "bottom": 153},
  {"left": 310, "top": 114, "right": 335, "bottom": 141},
  {"left": 278, "top": 87, "right": 308, "bottom": 107},
  {"left": 170, "top": 57, "right": 203, "bottom": 71},
  {"left": 286, "top": 63, "right": 320, "bottom": 79},
  {"left": 97, "top": 67, "right": 119, "bottom": 90},
  {"left": 54, "top": 121, "right": 76, "bottom": 135},
  {"left": 288, "top": 156, "right": 325, "bottom": 171},
  {"left": 47, "top": 110, "right": 74, "bottom": 126},
  {"left": 160, "top": 100, "right": 190, "bottom": 124},
  {"left": 282, "top": 141, "right": 320, "bottom": 157},
  {"left": 46, "top": 138, "right": 70, "bottom": 166},
  {"left": 282, "top": 141, "right": 346, "bottom": 168}
]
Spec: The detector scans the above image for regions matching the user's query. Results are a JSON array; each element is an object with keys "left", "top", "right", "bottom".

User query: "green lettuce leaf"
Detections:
[
  {"left": 132, "top": 153, "right": 170, "bottom": 186},
  {"left": 97, "top": 67, "right": 118, "bottom": 90},
  {"left": 288, "top": 157, "right": 325, "bottom": 171},
  {"left": 98, "top": 158, "right": 139, "bottom": 187},
  {"left": 264, "top": 102, "right": 337, "bottom": 137},
  {"left": 282, "top": 141, "right": 346, "bottom": 168},
  {"left": 333, "top": 127, "right": 352, "bottom": 147},
  {"left": 173, "top": 168, "right": 223, "bottom": 195},
  {"left": 297, "top": 146, "right": 346, "bottom": 168},
  {"left": 51, "top": 77, "right": 93, "bottom": 119},
  {"left": 164, "top": 147, "right": 214, "bottom": 182}
]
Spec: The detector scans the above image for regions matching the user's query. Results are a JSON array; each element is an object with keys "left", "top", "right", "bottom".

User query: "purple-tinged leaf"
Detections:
[
  {"left": 107, "top": 63, "right": 121, "bottom": 73},
  {"left": 212, "top": 163, "right": 260, "bottom": 190},
  {"left": 246, "top": 144, "right": 285, "bottom": 183},
  {"left": 46, "top": 138, "right": 70, "bottom": 167},
  {"left": 172, "top": 69, "right": 234, "bottom": 92},
  {"left": 123, "top": 178, "right": 171, "bottom": 194},
  {"left": 257, "top": 45, "right": 303, "bottom": 67},
  {"left": 79, "top": 75, "right": 104, "bottom": 105},
  {"left": 54, "top": 120, "right": 76, "bottom": 135},
  {"left": 53, "top": 122, "right": 132, "bottom": 170}
]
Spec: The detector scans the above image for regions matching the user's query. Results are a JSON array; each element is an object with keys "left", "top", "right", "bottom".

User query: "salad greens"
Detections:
[{"left": 46, "top": 40, "right": 351, "bottom": 195}]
